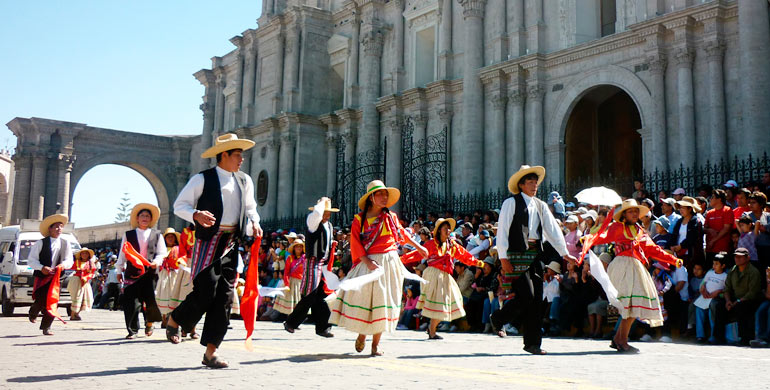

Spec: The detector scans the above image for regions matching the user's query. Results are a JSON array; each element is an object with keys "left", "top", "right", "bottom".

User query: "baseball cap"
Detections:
[
  {"left": 734, "top": 247, "right": 750, "bottom": 257},
  {"left": 566, "top": 215, "right": 579, "bottom": 224},
  {"left": 652, "top": 215, "right": 670, "bottom": 230},
  {"left": 723, "top": 180, "right": 738, "bottom": 188},
  {"left": 673, "top": 188, "right": 685, "bottom": 195},
  {"left": 660, "top": 198, "right": 676, "bottom": 206}
]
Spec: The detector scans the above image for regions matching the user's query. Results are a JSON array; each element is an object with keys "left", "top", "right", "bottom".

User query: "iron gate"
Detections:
[
  {"left": 334, "top": 137, "right": 386, "bottom": 225},
  {"left": 400, "top": 117, "right": 449, "bottom": 222}
]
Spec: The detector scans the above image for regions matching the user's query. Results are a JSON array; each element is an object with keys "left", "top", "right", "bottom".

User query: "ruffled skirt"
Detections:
[
  {"left": 67, "top": 277, "right": 93, "bottom": 312},
  {"left": 155, "top": 268, "right": 179, "bottom": 315},
  {"left": 326, "top": 251, "right": 404, "bottom": 335},
  {"left": 416, "top": 266, "right": 466, "bottom": 321},
  {"left": 607, "top": 256, "right": 663, "bottom": 327},
  {"left": 274, "top": 277, "right": 302, "bottom": 315}
]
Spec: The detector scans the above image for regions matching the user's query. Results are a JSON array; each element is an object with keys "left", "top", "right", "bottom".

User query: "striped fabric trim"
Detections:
[
  {"left": 332, "top": 309, "right": 399, "bottom": 324},
  {"left": 617, "top": 295, "right": 657, "bottom": 302},
  {"left": 419, "top": 293, "right": 458, "bottom": 307},
  {"left": 190, "top": 228, "right": 234, "bottom": 279},
  {"left": 421, "top": 306, "right": 462, "bottom": 314},
  {"left": 624, "top": 305, "right": 660, "bottom": 311},
  {"left": 334, "top": 297, "right": 401, "bottom": 311}
]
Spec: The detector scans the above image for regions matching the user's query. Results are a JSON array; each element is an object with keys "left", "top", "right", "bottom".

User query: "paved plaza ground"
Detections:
[{"left": 0, "top": 309, "right": 765, "bottom": 389}]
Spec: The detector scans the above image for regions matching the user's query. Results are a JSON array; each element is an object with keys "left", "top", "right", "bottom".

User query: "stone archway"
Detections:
[
  {"left": 545, "top": 65, "right": 653, "bottom": 186},
  {"left": 7, "top": 117, "right": 195, "bottom": 228}
]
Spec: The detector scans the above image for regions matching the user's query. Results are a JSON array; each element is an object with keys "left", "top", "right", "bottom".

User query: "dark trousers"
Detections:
[
  {"left": 171, "top": 239, "right": 236, "bottom": 348},
  {"left": 29, "top": 281, "right": 54, "bottom": 330},
  {"left": 286, "top": 283, "right": 331, "bottom": 334},
  {"left": 713, "top": 297, "right": 760, "bottom": 344},
  {"left": 99, "top": 283, "right": 120, "bottom": 310},
  {"left": 491, "top": 260, "right": 544, "bottom": 349},
  {"left": 122, "top": 271, "right": 162, "bottom": 335}
]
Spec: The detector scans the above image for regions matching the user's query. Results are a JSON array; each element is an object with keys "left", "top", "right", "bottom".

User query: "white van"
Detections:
[{"left": 0, "top": 219, "right": 81, "bottom": 316}]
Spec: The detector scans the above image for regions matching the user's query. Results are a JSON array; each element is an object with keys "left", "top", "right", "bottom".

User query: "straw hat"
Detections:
[
  {"left": 76, "top": 248, "right": 95, "bottom": 259},
  {"left": 130, "top": 203, "right": 161, "bottom": 229},
  {"left": 287, "top": 239, "right": 305, "bottom": 254},
  {"left": 507, "top": 165, "right": 545, "bottom": 194},
  {"left": 308, "top": 197, "right": 340, "bottom": 212},
  {"left": 200, "top": 133, "right": 256, "bottom": 158},
  {"left": 677, "top": 196, "right": 702, "bottom": 213},
  {"left": 358, "top": 180, "right": 400, "bottom": 210},
  {"left": 39, "top": 214, "right": 68, "bottom": 236},
  {"left": 432, "top": 218, "right": 457, "bottom": 238},
  {"left": 163, "top": 227, "right": 181, "bottom": 245},
  {"left": 546, "top": 261, "right": 562, "bottom": 274},
  {"left": 613, "top": 199, "right": 650, "bottom": 222}
]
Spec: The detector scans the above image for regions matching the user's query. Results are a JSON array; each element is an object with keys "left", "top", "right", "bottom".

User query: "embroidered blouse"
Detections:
[
  {"left": 350, "top": 211, "right": 409, "bottom": 264},
  {"left": 587, "top": 222, "right": 680, "bottom": 266},
  {"left": 402, "top": 239, "right": 482, "bottom": 274},
  {"left": 283, "top": 254, "right": 305, "bottom": 285}
]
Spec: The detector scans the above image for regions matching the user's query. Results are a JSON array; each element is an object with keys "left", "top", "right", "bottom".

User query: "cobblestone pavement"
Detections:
[{"left": 0, "top": 309, "right": 765, "bottom": 389}]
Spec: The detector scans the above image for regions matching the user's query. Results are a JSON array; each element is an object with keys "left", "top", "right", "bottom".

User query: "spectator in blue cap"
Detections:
[
  {"left": 548, "top": 191, "right": 566, "bottom": 220},
  {"left": 652, "top": 215, "right": 672, "bottom": 249}
]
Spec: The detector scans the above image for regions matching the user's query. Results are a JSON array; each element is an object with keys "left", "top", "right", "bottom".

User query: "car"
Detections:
[{"left": 0, "top": 219, "right": 81, "bottom": 316}]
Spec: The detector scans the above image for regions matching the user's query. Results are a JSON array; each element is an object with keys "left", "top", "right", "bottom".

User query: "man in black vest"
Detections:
[
  {"left": 284, "top": 197, "right": 338, "bottom": 337},
  {"left": 28, "top": 214, "right": 74, "bottom": 335},
  {"left": 116, "top": 203, "right": 166, "bottom": 339},
  {"left": 490, "top": 165, "right": 575, "bottom": 355},
  {"left": 168, "top": 133, "right": 262, "bottom": 369}
]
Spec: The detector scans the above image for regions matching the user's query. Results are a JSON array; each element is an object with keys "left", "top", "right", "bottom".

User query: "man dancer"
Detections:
[
  {"left": 167, "top": 133, "right": 262, "bottom": 369},
  {"left": 284, "top": 197, "right": 337, "bottom": 337},
  {"left": 491, "top": 165, "right": 576, "bottom": 355},
  {"left": 28, "top": 214, "right": 74, "bottom": 335}
]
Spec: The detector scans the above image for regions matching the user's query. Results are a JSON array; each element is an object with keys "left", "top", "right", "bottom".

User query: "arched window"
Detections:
[{"left": 257, "top": 170, "right": 268, "bottom": 206}]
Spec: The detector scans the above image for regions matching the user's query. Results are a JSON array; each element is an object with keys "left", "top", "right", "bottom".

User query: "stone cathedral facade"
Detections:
[
  {"left": 193, "top": 0, "right": 769, "bottom": 221},
  {"left": 9, "top": 0, "right": 769, "bottom": 227}
]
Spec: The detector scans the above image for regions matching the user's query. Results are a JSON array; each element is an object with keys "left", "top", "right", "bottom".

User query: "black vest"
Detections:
[
  {"left": 507, "top": 193, "right": 543, "bottom": 253},
  {"left": 33, "top": 237, "right": 62, "bottom": 278},
  {"left": 195, "top": 167, "right": 224, "bottom": 241},
  {"left": 124, "top": 229, "right": 160, "bottom": 280},
  {"left": 306, "top": 221, "right": 331, "bottom": 261}
]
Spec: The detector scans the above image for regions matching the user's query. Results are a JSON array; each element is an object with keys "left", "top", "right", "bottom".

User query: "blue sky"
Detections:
[{"left": 1, "top": 1, "right": 262, "bottom": 226}]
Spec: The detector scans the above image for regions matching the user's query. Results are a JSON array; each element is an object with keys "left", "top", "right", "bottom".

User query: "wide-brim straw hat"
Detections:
[
  {"left": 358, "top": 180, "right": 400, "bottom": 210},
  {"left": 287, "top": 239, "right": 305, "bottom": 254},
  {"left": 201, "top": 133, "right": 256, "bottom": 158},
  {"left": 163, "top": 227, "right": 181, "bottom": 244},
  {"left": 507, "top": 165, "right": 546, "bottom": 194},
  {"left": 432, "top": 218, "right": 457, "bottom": 238},
  {"left": 76, "top": 247, "right": 95, "bottom": 259},
  {"left": 546, "top": 261, "right": 562, "bottom": 274},
  {"left": 40, "top": 214, "right": 68, "bottom": 236},
  {"left": 613, "top": 199, "right": 650, "bottom": 222},
  {"left": 130, "top": 203, "right": 161, "bottom": 229},
  {"left": 677, "top": 196, "right": 702, "bottom": 213},
  {"left": 308, "top": 197, "right": 340, "bottom": 212}
]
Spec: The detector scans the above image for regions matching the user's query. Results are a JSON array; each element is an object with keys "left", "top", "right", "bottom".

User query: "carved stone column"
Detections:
[
  {"left": 57, "top": 154, "right": 75, "bottom": 216},
  {"left": 393, "top": 0, "right": 406, "bottom": 92},
  {"left": 242, "top": 46, "right": 258, "bottom": 125},
  {"left": 438, "top": 108, "right": 455, "bottom": 194},
  {"left": 265, "top": 137, "right": 280, "bottom": 219},
  {"left": 438, "top": 0, "right": 453, "bottom": 79},
  {"left": 285, "top": 26, "right": 301, "bottom": 112},
  {"left": 385, "top": 118, "right": 403, "bottom": 199},
  {"left": 29, "top": 153, "right": 48, "bottom": 219},
  {"left": 675, "top": 47, "right": 696, "bottom": 167},
  {"left": 507, "top": 89, "right": 525, "bottom": 176},
  {"left": 705, "top": 40, "right": 727, "bottom": 162},
  {"left": 485, "top": 93, "right": 507, "bottom": 190},
  {"left": 458, "top": 0, "right": 487, "bottom": 192},
  {"left": 346, "top": 15, "right": 361, "bottom": 107},
  {"left": 214, "top": 69, "right": 226, "bottom": 133},
  {"left": 325, "top": 133, "right": 339, "bottom": 196},
  {"left": 10, "top": 154, "right": 31, "bottom": 222},
  {"left": 648, "top": 54, "right": 668, "bottom": 170},
  {"left": 738, "top": 0, "right": 770, "bottom": 158},
  {"left": 525, "top": 85, "right": 545, "bottom": 166},
  {"left": 233, "top": 52, "right": 244, "bottom": 127},
  {"left": 358, "top": 29, "right": 384, "bottom": 156},
  {"left": 272, "top": 31, "right": 285, "bottom": 114},
  {"left": 277, "top": 132, "right": 296, "bottom": 217}
]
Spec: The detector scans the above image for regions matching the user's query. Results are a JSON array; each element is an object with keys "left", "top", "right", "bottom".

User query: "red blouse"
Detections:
[
  {"left": 72, "top": 259, "right": 96, "bottom": 283},
  {"left": 588, "top": 222, "right": 680, "bottom": 266},
  {"left": 283, "top": 254, "right": 305, "bottom": 285},
  {"left": 162, "top": 246, "right": 183, "bottom": 270},
  {"left": 350, "top": 211, "right": 409, "bottom": 265},
  {"left": 402, "top": 239, "right": 481, "bottom": 275}
]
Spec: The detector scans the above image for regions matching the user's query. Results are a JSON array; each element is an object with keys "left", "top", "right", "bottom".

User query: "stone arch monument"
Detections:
[{"left": 7, "top": 117, "right": 196, "bottom": 228}]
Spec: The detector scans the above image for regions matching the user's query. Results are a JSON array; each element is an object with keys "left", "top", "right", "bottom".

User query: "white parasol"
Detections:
[{"left": 574, "top": 186, "right": 622, "bottom": 207}]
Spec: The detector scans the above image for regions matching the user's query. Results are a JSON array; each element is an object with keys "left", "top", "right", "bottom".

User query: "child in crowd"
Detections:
[
  {"left": 543, "top": 261, "right": 562, "bottom": 335},
  {"left": 736, "top": 216, "right": 759, "bottom": 263},
  {"left": 687, "top": 263, "right": 706, "bottom": 334},
  {"left": 652, "top": 262, "right": 674, "bottom": 328},
  {"left": 396, "top": 286, "right": 420, "bottom": 330},
  {"left": 651, "top": 216, "right": 672, "bottom": 249},
  {"left": 695, "top": 255, "right": 728, "bottom": 343},
  {"left": 564, "top": 215, "right": 582, "bottom": 259}
]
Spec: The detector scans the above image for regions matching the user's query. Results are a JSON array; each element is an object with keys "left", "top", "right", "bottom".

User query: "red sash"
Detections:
[
  {"left": 242, "top": 237, "right": 261, "bottom": 351},
  {"left": 322, "top": 241, "right": 338, "bottom": 295},
  {"left": 32, "top": 267, "right": 66, "bottom": 324},
  {"left": 121, "top": 241, "right": 152, "bottom": 277}
]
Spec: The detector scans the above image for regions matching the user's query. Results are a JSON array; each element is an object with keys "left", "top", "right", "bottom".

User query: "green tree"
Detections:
[{"left": 115, "top": 192, "right": 132, "bottom": 223}]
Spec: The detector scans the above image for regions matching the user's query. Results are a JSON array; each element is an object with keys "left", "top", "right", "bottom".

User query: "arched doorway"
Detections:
[{"left": 564, "top": 85, "right": 642, "bottom": 190}]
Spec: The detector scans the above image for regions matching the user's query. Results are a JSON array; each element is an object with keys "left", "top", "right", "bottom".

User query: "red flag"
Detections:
[
  {"left": 46, "top": 266, "right": 66, "bottom": 324},
  {"left": 241, "top": 237, "right": 261, "bottom": 351},
  {"left": 577, "top": 208, "right": 615, "bottom": 266},
  {"left": 323, "top": 241, "right": 338, "bottom": 295},
  {"left": 121, "top": 241, "right": 152, "bottom": 272}
]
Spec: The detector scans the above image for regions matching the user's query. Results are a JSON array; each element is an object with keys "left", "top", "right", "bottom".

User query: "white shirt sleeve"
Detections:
[
  {"left": 241, "top": 173, "right": 261, "bottom": 232},
  {"left": 306, "top": 201, "right": 325, "bottom": 233},
  {"left": 152, "top": 232, "right": 167, "bottom": 265},
  {"left": 116, "top": 234, "right": 128, "bottom": 273},
  {"left": 469, "top": 239, "right": 490, "bottom": 258},
  {"left": 173, "top": 173, "right": 205, "bottom": 224},
  {"left": 496, "top": 197, "right": 514, "bottom": 259},
  {"left": 537, "top": 199, "right": 569, "bottom": 257},
  {"left": 59, "top": 238, "right": 74, "bottom": 269},
  {"left": 27, "top": 240, "right": 44, "bottom": 271}
]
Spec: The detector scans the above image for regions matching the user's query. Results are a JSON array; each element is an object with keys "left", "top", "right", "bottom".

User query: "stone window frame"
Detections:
[{"left": 404, "top": 0, "right": 439, "bottom": 88}]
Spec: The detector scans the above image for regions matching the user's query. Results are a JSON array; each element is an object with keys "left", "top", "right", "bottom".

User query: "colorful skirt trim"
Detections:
[
  {"left": 607, "top": 255, "right": 663, "bottom": 327},
  {"left": 416, "top": 266, "right": 466, "bottom": 321}
]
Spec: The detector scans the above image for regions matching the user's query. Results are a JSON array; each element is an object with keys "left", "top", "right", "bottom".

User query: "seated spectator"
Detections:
[
  {"left": 454, "top": 262, "right": 474, "bottom": 304},
  {"left": 750, "top": 268, "right": 770, "bottom": 348},
  {"left": 549, "top": 191, "right": 566, "bottom": 220},
  {"left": 418, "top": 227, "right": 431, "bottom": 244},
  {"left": 736, "top": 215, "right": 759, "bottom": 264},
  {"left": 559, "top": 261, "right": 585, "bottom": 336},
  {"left": 468, "top": 229, "right": 492, "bottom": 259},
  {"left": 651, "top": 216, "right": 672, "bottom": 249},
  {"left": 713, "top": 248, "right": 762, "bottom": 345},
  {"left": 468, "top": 256, "right": 499, "bottom": 333},
  {"left": 396, "top": 285, "right": 420, "bottom": 330},
  {"left": 652, "top": 262, "right": 674, "bottom": 340},
  {"left": 687, "top": 263, "right": 706, "bottom": 335},
  {"left": 744, "top": 191, "right": 770, "bottom": 276},
  {"left": 564, "top": 215, "right": 582, "bottom": 259},
  {"left": 584, "top": 263, "right": 608, "bottom": 339},
  {"left": 641, "top": 210, "right": 654, "bottom": 236},
  {"left": 695, "top": 255, "right": 728, "bottom": 343},
  {"left": 543, "top": 261, "right": 562, "bottom": 335}
]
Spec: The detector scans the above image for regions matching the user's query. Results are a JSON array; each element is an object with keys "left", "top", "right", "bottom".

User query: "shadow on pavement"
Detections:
[
  {"left": 6, "top": 366, "right": 200, "bottom": 383},
  {"left": 14, "top": 337, "right": 170, "bottom": 347},
  {"left": 241, "top": 353, "right": 371, "bottom": 365},
  {"left": 398, "top": 353, "right": 521, "bottom": 359}
]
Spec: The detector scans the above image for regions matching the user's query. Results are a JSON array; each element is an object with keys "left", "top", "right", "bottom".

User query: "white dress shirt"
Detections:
[
  {"left": 174, "top": 166, "right": 260, "bottom": 234},
  {"left": 28, "top": 236, "right": 74, "bottom": 271},
  {"left": 116, "top": 228, "right": 167, "bottom": 272},
  {"left": 307, "top": 202, "right": 332, "bottom": 258},
  {"left": 496, "top": 193, "right": 569, "bottom": 258}
]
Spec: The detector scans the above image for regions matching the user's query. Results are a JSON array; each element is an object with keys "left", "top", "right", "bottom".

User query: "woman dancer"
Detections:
[
  {"left": 580, "top": 199, "right": 682, "bottom": 353},
  {"left": 68, "top": 248, "right": 98, "bottom": 321},
  {"left": 327, "top": 180, "right": 428, "bottom": 355},
  {"left": 402, "top": 218, "right": 483, "bottom": 339},
  {"left": 156, "top": 228, "right": 181, "bottom": 327},
  {"left": 274, "top": 239, "right": 305, "bottom": 315}
]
